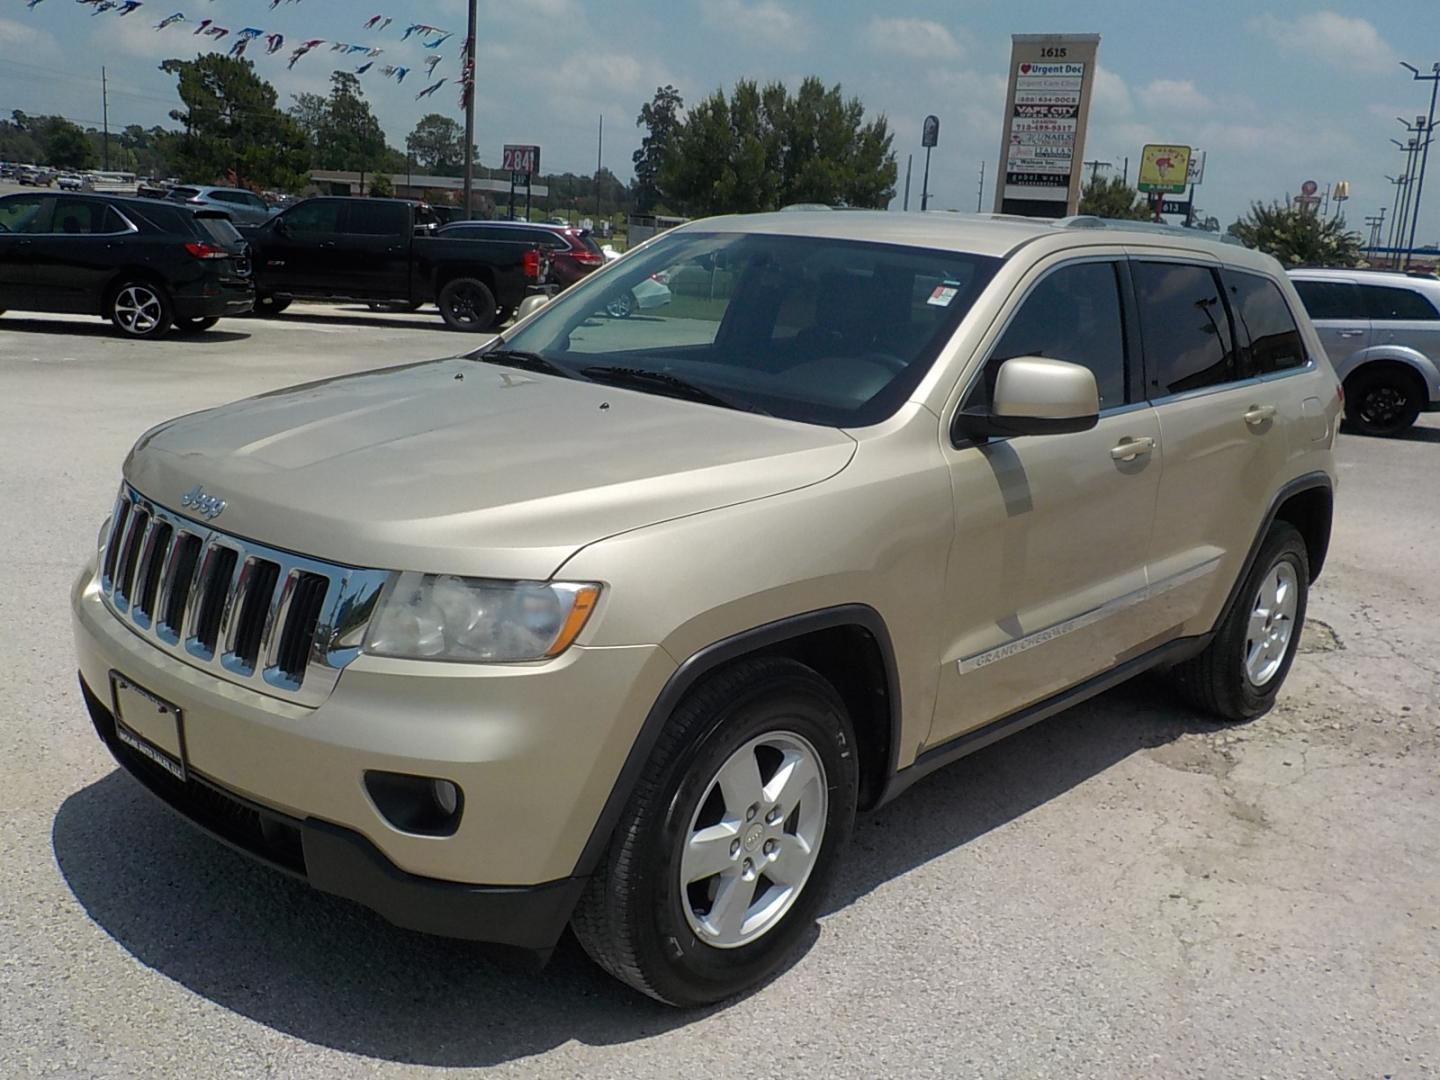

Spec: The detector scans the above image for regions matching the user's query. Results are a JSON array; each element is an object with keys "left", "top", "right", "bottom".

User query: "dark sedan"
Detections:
[{"left": 0, "top": 192, "right": 253, "bottom": 338}]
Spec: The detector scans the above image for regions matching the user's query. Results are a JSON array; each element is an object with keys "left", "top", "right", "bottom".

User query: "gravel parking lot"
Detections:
[{"left": 1, "top": 307, "right": 1437, "bottom": 1078}]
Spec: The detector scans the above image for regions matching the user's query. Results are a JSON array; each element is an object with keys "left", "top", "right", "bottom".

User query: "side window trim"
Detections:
[
  {"left": 1116, "top": 258, "right": 1147, "bottom": 406},
  {"left": 955, "top": 253, "right": 1134, "bottom": 419}
]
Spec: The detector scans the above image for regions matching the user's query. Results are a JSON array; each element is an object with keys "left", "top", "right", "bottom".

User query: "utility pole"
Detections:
[
  {"left": 1385, "top": 174, "right": 1407, "bottom": 260},
  {"left": 101, "top": 66, "right": 110, "bottom": 171},
  {"left": 1402, "top": 62, "right": 1440, "bottom": 267},
  {"left": 902, "top": 154, "right": 912, "bottom": 211},
  {"left": 920, "top": 145, "right": 932, "bottom": 211},
  {"left": 977, "top": 161, "right": 984, "bottom": 212},
  {"left": 1393, "top": 120, "right": 1424, "bottom": 265},
  {"left": 1082, "top": 159, "right": 1111, "bottom": 184},
  {"left": 595, "top": 114, "right": 603, "bottom": 223},
  {"left": 461, "top": 0, "right": 477, "bottom": 219},
  {"left": 1121, "top": 156, "right": 1129, "bottom": 185}
]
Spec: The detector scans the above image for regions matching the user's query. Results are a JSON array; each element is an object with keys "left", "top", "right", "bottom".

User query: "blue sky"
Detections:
[{"left": 4, "top": 0, "right": 1440, "bottom": 239}]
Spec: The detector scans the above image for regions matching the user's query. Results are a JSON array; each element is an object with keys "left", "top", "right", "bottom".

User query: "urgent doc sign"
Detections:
[{"left": 993, "top": 34, "right": 1100, "bottom": 218}]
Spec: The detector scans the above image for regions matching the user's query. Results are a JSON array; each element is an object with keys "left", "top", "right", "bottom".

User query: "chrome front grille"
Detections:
[{"left": 100, "top": 484, "right": 390, "bottom": 707}]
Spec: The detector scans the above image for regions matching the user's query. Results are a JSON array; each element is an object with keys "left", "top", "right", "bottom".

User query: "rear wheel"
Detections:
[
  {"left": 1345, "top": 365, "right": 1423, "bottom": 436},
  {"left": 571, "top": 657, "right": 857, "bottom": 1007},
  {"left": 172, "top": 316, "right": 219, "bottom": 334},
  {"left": 1170, "top": 522, "right": 1309, "bottom": 722},
  {"left": 605, "top": 291, "right": 636, "bottom": 319},
  {"left": 109, "top": 280, "right": 172, "bottom": 339},
  {"left": 253, "top": 295, "right": 292, "bottom": 316},
  {"left": 437, "top": 277, "right": 497, "bottom": 332}
]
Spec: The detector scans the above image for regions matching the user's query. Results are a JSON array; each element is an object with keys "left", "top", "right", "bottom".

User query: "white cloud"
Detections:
[
  {"left": 1090, "top": 65, "right": 1132, "bottom": 117},
  {"left": 862, "top": 17, "right": 965, "bottom": 61},
  {"left": 0, "top": 15, "right": 60, "bottom": 60},
  {"left": 702, "top": 0, "right": 809, "bottom": 50},
  {"left": 1141, "top": 78, "right": 1212, "bottom": 113},
  {"left": 1249, "top": 12, "right": 1398, "bottom": 76}
]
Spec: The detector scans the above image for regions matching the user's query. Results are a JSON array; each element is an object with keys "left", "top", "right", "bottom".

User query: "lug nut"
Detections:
[
  {"left": 763, "top": 839, "right": 777, "bottom": 856},
  {"left": 730, "top": 838, "right": 741, "bottom": 856},
  {"left": 765, "top": 807, "right": 782, "bottom": 824},
  {"left": 746, "top": 803, "right": 759, "bottom": 821}
]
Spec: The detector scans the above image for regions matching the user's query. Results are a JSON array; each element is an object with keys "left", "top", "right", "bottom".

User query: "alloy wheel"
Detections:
[
  {"left": 679, "top": 730, "right": 828, "bottom": 949},
  {"left": 1244, "top": 560, "right": 1298, "bottom": 686},
  {"left": 114, "top": 285, "right": 163, "bottom": 335}
]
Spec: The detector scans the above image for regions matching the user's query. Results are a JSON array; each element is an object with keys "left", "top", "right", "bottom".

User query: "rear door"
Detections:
[
  {"left": 1290, "top": 277, "right": 1370, "bottom": 365},
  {"left": 1137, "top": 257, "right": 1296, "bottom": 642},
  {"left": 1359, "top": 281, "right": 1440, "bottom": 361},
  {"left": 28, "top": 198, "right": 134, "bottom": 312},
  {"left": 0, "top": 195, "right": 53, "bottom": 307},
  {"left": 333, "top": 200, "right": 412, "bottom": 298}
]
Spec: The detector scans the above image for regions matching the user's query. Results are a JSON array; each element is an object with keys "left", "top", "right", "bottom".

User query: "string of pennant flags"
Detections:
[{"left": 15, "top": 0, "right": 473, "bottom": 105}]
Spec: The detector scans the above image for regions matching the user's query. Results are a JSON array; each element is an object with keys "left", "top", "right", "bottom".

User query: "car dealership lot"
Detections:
[{"left": 1, "top": 312, "right": 1436, "bottom": 1077}]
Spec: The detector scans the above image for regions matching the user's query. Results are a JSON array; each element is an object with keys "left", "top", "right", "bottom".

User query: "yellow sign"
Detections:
[{"left": 1137, "top": 144, "right": 1192, "bottom": 193}]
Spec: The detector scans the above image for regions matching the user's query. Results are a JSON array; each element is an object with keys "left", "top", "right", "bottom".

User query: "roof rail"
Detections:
[{"left": 1054, "top": 216, "right": 1246, "bottom": 246}]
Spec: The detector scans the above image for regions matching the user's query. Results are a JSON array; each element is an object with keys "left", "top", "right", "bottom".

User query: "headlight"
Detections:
[{"left": 363, "top": 573, "right": 601, "bottom": 663}]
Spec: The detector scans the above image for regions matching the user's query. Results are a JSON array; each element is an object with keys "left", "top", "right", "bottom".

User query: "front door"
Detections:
[
  {"left": 930, "top": 256, "right": 1164, "bottom": 747},
  {"left": 331, "top": 200, "right": 412, "bottom": 298},
  {"left": 28, "top": 198, "right": 131, "bottom": 312},
  {"left": 0, "top": 195, "right": 53, "bottom": 308},
  {"left": 257, "top": 199, "right": 345, "bottom": 294},
  {"left": 1289, "top": 277, "right": 1370, "bottom": 365}
]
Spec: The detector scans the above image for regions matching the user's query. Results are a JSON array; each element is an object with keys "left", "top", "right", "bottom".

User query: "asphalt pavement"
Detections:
[{"left": 1, "top": 305, "right": 1437, "bottom": 1078}]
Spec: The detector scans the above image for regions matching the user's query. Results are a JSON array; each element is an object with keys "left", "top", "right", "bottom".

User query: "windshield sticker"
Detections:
[{"left": 927, "top": 283, "right": 960, "bottom": 307}]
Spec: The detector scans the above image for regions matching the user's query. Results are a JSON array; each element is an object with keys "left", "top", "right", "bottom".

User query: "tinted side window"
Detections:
[
  {"left": 1361, "top": 284, "right": 1440, "bottom": 320},
  {"left": 1134, "top": 262, "right": 1238, "bottom": 396},
  {"left": 1291, "top": 279, "right": 1365, "bottom": 320},
  {"left": 0, "top": 196, "right": 52, "bottom": 234},
  {"left": 51, "top": 199, "right": 106, "bottom": 235},
  {"left": 1225, "top": 271, "right": 1307, "bottom": 375},
  {"left": 977, "top": 261, "right": 1129, "bottom": 409},
  {"left": 283, "top": 201, "right": 343, "bottom": 235},
  {"left": 345, "top": 201, "right": 410, "bottom": 236}
]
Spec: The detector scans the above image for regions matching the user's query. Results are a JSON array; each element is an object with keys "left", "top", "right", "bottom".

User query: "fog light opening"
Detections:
[{"left": 363, "top": 770, "right": 465, "bottom": 836}]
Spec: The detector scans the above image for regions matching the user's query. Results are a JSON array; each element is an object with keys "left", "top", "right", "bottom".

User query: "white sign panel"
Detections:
[{"left": 995, "top": 34, "right": 1100, "bottom": 214}]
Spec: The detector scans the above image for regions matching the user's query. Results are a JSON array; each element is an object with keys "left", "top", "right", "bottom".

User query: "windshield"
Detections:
[{"left": 493, "top": 230, "right": 999, "bottom": 426}]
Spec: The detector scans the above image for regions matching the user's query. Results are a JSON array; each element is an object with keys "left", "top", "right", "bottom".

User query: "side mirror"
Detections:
[
  {"left": 271, "top": 216, "right": 288, "bottom": 236},
  {"left": 514, "top": 294, "right": 551, "bottom": 322},
  {"left": 955, "top": 356, "right": 1100, "bottom": 442}
]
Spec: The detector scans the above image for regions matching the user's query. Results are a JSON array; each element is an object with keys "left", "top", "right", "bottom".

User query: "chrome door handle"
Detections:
[
  {"left": 1110, "top": 436, "right": 1155, "bottom": 462},
  {"left": 1338, "top": 329, "right": 1365, "bottom": 338},
  {"left": 1244, "top": 404, "right": 1278, "bottom": 426}
]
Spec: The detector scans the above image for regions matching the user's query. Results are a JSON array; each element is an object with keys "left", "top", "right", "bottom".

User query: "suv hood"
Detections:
[{"left": 124, "top": 358, "right": 856, "bottom": 579}]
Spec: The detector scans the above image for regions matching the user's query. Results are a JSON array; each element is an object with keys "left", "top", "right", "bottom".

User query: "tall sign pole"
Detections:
[
  {"left": 461, "top": 0, "right": 478, "bottom": 219},
  {"left": 1402, "top": 62, "right": 1440, "bottom": 265},
  {"left": 994, "top": 33, "right": 1100, "bottom": 217},
  {"left": 902, "top": 154, "right": 912, "bottom": 211}
]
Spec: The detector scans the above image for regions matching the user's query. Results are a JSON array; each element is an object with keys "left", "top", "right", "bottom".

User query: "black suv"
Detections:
[{"left": 0, "top": 192, "right": 254, "bottom": 338}]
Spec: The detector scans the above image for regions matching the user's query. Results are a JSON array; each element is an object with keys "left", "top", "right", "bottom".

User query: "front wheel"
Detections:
[
  {"left": 109, "top": 280, "right": 172, "bottom": 339},
  {"left": 437, "top": 277, "right": 497, "bottom": 332},
  {"left": 570, "top": 657, "right": 857, "bottom": 1007},
  {"left": 172, "top": 316, "right": 219, "bottom": 334},
  {"left": 605, "top": 291, "right": 636, "bottom": 319},
  {"left": 1170, "top": 522, "right": 1309, "bottom": 722},
  {"left": 1345, "top": 367, "right": 1423, "bottom": 436}
]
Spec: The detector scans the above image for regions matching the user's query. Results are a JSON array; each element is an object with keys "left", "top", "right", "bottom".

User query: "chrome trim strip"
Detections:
[
  {"left": 956, "top": 557, "right": 1223, "bottom": 674},
  {"left": 98, "top": 483, "right": 389, "bottom": 708}
]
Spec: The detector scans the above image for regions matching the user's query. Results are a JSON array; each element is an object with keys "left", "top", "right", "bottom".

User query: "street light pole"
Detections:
[
  {"left": 461, "top": 0, "right": 477, "bottom": 220},
  {"left": 1402, "top": 62, "right": 1440, "bottom": 264}
]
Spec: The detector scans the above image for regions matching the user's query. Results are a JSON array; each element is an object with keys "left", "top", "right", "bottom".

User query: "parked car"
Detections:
[
  {"left": 71, "top": 212, "right": 1338, "bottom": 1006},
  {"left": 604, "top": 271, "right": 672, "bottom": 317},
  {"left": 437, "top": 219, "right": 606, "bottom": 287},
  {"left": 166, "top": 184, "right": 278, "bottom": 227},
  {"left": 243, "top": 197, "right": 554, "bottom": 329},
  {"left": 56, "top": 174, "right": 94, "bottom": 192},
  {"left": 0, "top": 191, "right": 253, "bottom": 337},
  {"left": 1288, "top": 267, "right": 1440, "bottom": 435}
]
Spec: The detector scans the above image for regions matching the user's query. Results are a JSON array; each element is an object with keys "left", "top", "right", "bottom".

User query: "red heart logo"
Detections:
[{"left": 1020, "top": 63, "right": 1031, "bottom": 74}]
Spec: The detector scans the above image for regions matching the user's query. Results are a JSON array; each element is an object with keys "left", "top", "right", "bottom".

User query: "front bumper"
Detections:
[{"left": 71, "top": 563, "right": 674, "bottom": 946}]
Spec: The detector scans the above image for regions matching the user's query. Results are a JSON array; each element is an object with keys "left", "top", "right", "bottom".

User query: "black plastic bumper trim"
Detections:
[{"left": 79, "top": 673, "right": 583, "bottom": 951}]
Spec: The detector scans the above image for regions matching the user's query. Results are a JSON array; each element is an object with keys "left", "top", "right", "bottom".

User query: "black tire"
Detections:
[
  {"left": 253, "top": 295, "right": 292, "bottom": 316},
  {"left": 172, "top": 316, "right": 219, "bottom": 334},
  {"left": 437, "top": 277, "right": 497, "bottom": 331},
  {"left": 495, "top": 304, "right": 516, "bottom": 325},
  {"left": 108, "top": 280, "right": 172, "bottom": 339},
  {"left": 571, "top": 656, "right": 858, "bottom": 1007},
  {"left": 1170, "top": 522, "right": 1309, "bottom": 722},
  {"left": 1344, "top": 365, "right": 1423, "bottom": 437}
]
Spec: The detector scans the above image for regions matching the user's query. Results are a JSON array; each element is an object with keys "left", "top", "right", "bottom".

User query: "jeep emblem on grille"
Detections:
[{"left": 181, "top": 484, "right": 227, "bottom": 520}]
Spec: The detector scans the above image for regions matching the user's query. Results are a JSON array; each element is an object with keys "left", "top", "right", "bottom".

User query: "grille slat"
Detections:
[{"left": 97, "top": 484, "right": 387, "bottom": 706}]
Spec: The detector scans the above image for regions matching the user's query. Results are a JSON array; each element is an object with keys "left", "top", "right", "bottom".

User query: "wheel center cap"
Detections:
[{"left": 742, "top": 823, "right": 765, "bottom": 852}]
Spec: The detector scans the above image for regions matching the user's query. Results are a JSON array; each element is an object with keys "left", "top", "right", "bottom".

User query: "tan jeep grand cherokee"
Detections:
[{"left": 72, "top": 212, "right": 1340, "bottom": 1006}]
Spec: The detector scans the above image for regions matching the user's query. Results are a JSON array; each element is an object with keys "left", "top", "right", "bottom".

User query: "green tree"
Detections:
[
  {"left": 405, "top": 113, "right": 469, "bottom": 175},
  {"left": 1229, "top": 202, "right": 1364, "bottom": 267},
  {"left": 661, "top": 77, "right": 895, "bottom": 216},
  {"left": 368, "top": 173, "right": 394, "bottom": 197},
  {"left": 44, "top": 120, "right": 97, "bottom": 169},
  {"left": 313, "top": 72, "right": 387, "bottom": 174},
  {"left": 160, "top": 54, "right": 310, "bottom": 190},
  {"left": 633, "top": 85, "right": 683, "bottom": 213},
  {"left": 287, "top": 91, "right": 327, "bottom": 149},
  {"left": 1078, "top": 175, "right": 1151, "bottom": 220}
]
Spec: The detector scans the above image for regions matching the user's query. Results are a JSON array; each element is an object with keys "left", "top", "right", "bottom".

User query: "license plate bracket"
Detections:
[{"left": 109, "top": 671, "right": 187, "bottom": 782}]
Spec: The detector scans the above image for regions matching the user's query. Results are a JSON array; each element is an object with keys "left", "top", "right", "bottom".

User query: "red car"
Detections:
[{"left": 436, "top": 220, "right": 605, "bottom": 287}]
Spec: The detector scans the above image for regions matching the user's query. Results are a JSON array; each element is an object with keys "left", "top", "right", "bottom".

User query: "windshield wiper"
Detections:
[
  {"left": 580, "top": 366, "right": 770, "bottom": 416},
  {"left": 475, "top": 349, "right": 582, "bottom": 380}
]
